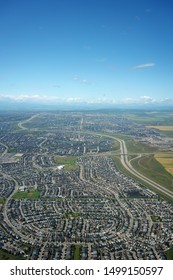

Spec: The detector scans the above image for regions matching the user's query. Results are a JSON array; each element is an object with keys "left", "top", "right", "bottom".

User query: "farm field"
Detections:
[{"left": 155, "top": 154, "right": 173, "bottom": 175}]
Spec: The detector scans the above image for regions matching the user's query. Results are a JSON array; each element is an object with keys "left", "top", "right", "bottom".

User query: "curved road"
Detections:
[
  {"left": 18, "top": 114, "right": 40, "bottom": 130},
  {"left": 79, "top": 130, "right": 173, "bottom": 200},
  {"left": 114, "top": 137, "right": 173, "bottom": 199}
]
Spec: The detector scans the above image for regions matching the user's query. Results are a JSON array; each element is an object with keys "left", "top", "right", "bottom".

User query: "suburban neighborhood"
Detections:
[{"left": 0, "top": 111, "right": 173, "bottom": 260}]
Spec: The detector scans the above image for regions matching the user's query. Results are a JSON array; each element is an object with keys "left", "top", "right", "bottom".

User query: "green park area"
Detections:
[
  {"left": 13, "top": 188, "right": 40, "bottom": 200},
  {"left": 63, "top": 212, "right": 80, "bottom": 219},
  {"left": 73, "top": 245, "right": 81, "bottom": 260},
  {"left": 0, "top": 198, "right": 5, "bottom": 204},
  {"left": 165, "top": 247, "right": 173, "bottom": 260},
  {"left": 54, "top": 156, "right": 79, "bottom": 171}
]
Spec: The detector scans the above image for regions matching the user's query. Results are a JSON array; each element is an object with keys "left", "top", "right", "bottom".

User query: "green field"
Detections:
[
  {"left": 63, "top": 212, "right": 80, "bottom": 219},
  {"left": 111, "top": 140, "right": 120, "bottom": 151},
  {"left": 0, "top": 198, "right": 5, "bottom": 204},
  {"left": 111, "top": 155, "right": 173, "bottom": 203},
  {"left": 73, "top": 245, "right": 81, "bottom": 260},
  {"left": 7, "top": 147, "right": 17, "bottom": 153},
  {"left": 125, "top": 139, "right": 158, "bottom": 154},
  {"left": 158, "top": 130, "right": 173, "bottom": 137},
  {"left": 13, "top": 188, "right": 40, "bottom": 200},
  {"left": 123, "top": 111, "right": 173, "bottom": 126},
  {"left": 130, "top": 155, "right": 173, "bottom": 191},
  {"left": 54, "top": 156, "right": 79, "bottom": 171},
  {"left": 151, "top": 215, "right": 162, "bottom": 222},
  {"left": 147, "top": 126, "right": 173, "bottom": 131},
  {"left": 165, "top": 247, "right": 173, "bottom": 260}
]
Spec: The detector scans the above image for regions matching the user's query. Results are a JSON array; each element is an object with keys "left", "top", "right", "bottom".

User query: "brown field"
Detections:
[
  {"left": 147, "top": 126, "right": 173, "bottom": 131},
  {"left": 155, "top": 153, "right": 173, "bottom": 175}
]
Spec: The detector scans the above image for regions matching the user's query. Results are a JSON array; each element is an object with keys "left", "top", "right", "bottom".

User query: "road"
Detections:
[
  {"left": 1, "top": 172, "right": 35, "bottom": 243},
  {"left": 2, "top": 174, "right": 27, "bottom": 239},
  {"left": 0, "top": 141, "right": 8, "bottom": 158},
  {"left": 113, "top": 137, "right": 173, "bottom": 200},
  {"left": 76, "top": 130, "right": 173, "bottom": 200},
  {"left": 18, "top": 114, "right": 40, "bottom": 130}
]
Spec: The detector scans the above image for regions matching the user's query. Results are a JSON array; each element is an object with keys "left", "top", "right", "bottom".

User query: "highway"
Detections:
[
  {"left": 18, "top": 113, "right": 40, "bottom": 130},
  {"left": 79, "top": 130, "right": 173, "bottom": 200},
  {"left": 114, "top": 137, "right": 173, "bottom": 200}
]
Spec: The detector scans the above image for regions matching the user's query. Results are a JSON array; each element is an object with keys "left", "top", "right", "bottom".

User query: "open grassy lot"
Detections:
[
  {"left": 151, "top": 215, "right": 162, "bottom": 222},
  {"left": 159, "top": 130, "right": 173, "bottom": 137},
  {"left": 63, "top": 212, "right": 80, "bottom": 219},
  {"left": 111, "top": 140, "right": 120, "bottom": 151},
  {"left": 13, "top": 188, "right": 40, "bottom": 200},
  {"left": 125, "top": 139, "right": 158, "bottom": 154},
  {"left": 165, "top": 247, "right": 173, "bottom": 260},
  {"left": 147, "top": 126, "right": 173, "bottom": 131},
  {"left": 73, "top": 245, "right": 81, "bottom": 260},
  {"left": 54, "top": 156, "right": 79, "bottom": 171},
  {"left": 146, "top": 125, "right": 173, "bottom": 137},
  {"left": 0, "top": 198, "right": 5, "bottom": 204},
  {"left": 124, "top": 111, "right": 173, "bottom": 125},
  {"left": 155, "top": 154, "right": 173, "bottom": 175}
]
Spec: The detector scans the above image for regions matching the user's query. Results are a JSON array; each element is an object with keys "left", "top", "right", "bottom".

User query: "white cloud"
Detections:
[
  {"left": 0, "top": 94, "right": 173, "bottom": 105},
  {"left": 0, "top": 94, "right": 61, "bottom": 102},
  {"left": 132, "top": 63, "right": 155, "bottom": 70},
  {"left": 140, "top": 96, "right": 155, "bottom": 103},
  {"left": 159, "top": 98, "right": 173, "bottom": 103},
  {"left": 0, "top": 94, "right": 117, "bottom": 104}
]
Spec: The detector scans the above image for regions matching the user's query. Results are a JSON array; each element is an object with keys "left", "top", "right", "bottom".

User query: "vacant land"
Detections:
[
  {"left": 125, "top": 111, "right": 173, "bottom": 125},
  {"left": 0, "top": 198, "right": 5, "bottom": 204},
  {"left": 125, "top": 139, "right": 157, "bottom": 154},
  {"left": 155, "top": 154, "right": 173, "bottom": 175},
  {"left": 147, "top": 126, "right": 173, "bottom": 131}
]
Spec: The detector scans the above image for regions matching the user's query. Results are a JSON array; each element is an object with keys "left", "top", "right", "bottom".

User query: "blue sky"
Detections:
[{"left": 0, "top": 0, "right": 173, "bottom": 106}]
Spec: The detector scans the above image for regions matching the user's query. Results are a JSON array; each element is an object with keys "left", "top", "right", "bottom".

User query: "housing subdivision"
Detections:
[{"left": 0, "top": 111, "right": 173, "bottom": 260}]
